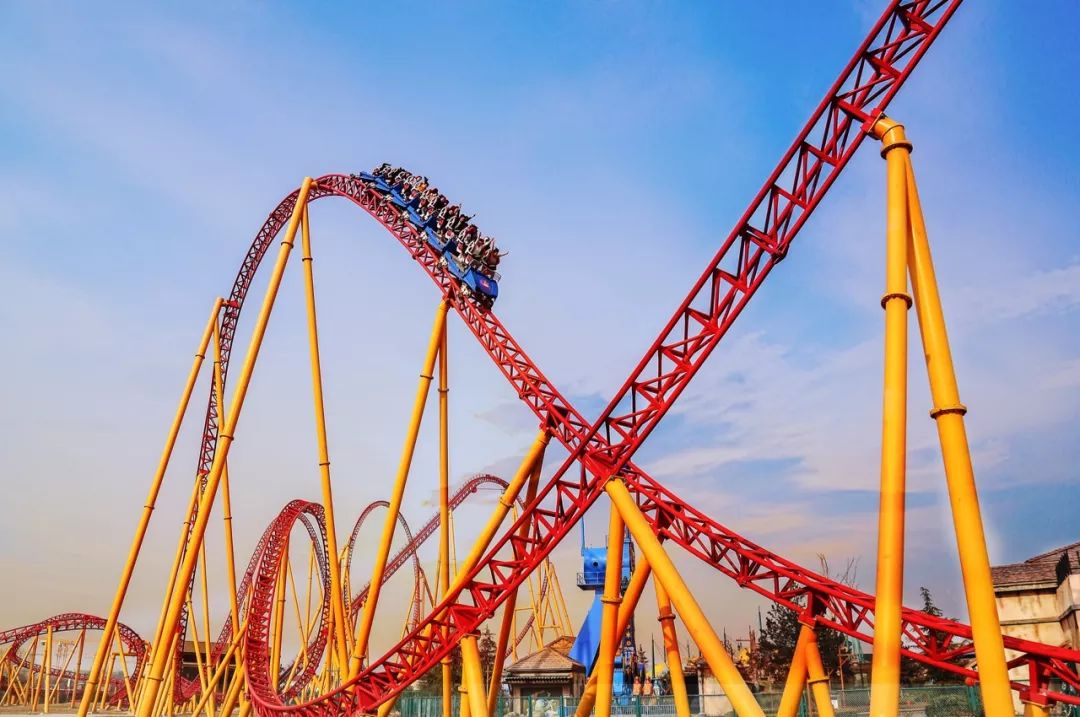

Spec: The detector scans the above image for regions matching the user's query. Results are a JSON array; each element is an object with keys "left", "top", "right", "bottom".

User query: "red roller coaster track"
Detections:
[
  {"left": 0, "top": 614, "right": 146, "bottom": 707},
  {"left": 136, "top": 0, "right": 1079, "bottom": 713}
]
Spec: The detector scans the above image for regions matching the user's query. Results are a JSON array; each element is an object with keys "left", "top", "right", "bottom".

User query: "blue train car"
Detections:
[
  {"left": 357, "top": 170, "right": 500, "bottom": 308},
  {"left": 444, "top": 254, "right": 499, "bottom": 307}
]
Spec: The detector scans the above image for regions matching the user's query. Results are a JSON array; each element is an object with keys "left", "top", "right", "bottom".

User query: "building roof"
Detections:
[
  {"left": 505, "top": 636, "right": 583, "bottom": 675},
  {"left": 991, "top": 540, "right": 1080, "bottom": 591}
]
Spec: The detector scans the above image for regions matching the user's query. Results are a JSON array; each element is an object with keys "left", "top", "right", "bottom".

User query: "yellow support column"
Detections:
[
  {"left": 438, "top": 322, "right": 454, "bottom": 717},
  {"left": 594, "top": 499, "right": 625, "bottom": 717},
  {"left": 442, "top": 431, "right": 549, "bottom": 599},
  {"left": 804, "top": 625, "right": 836, "bottom": 717},
  {"left": 1022, "top": 701, "right": 1050, "bottom": 717},
  {"left": 776, "top": 626, "right": 811, "bottom": 717},
  {"left": 868, "top": 117, "right": 912, "bottom": 717},
  {"left": 348, "top": 300, "right": 449, "bottom": 677},
  {"left": 43, "top": 626, "right": 53, "bottom": 713},
  {"left": 216, "top": 663, "right": 246, "bottom": 717},
  {"left": 299, "top": 203, "right": 351, "bottom": 669},
  {"left": 654, "top": 579, "right": 691, "bottom": 717},
  {"left": 574, "top": 558, "right": 653, "bottom": 717},
  {"left": 459, "top": 679, "right": 471, "bottom": 717},
  {"left": 137, "top": 475, "right": 202, "bottom": 712},
  {"left": 188, "top": 619, "right": 248, "bottom": 717},
  {"left": 461, "top": 636, "right": 489, "bottom": 717},
  {"left": 213, "top": 322, "right": 243, "bottom": 645},
  {"left": 488, "top": 457, "right": 545, "bottom": 716},
  {"left": 28, "top": 633, "right": 41, "bottom": 711},
  {"left": 606, "top": 478, "right": 764, "bottom": 717},
  {"left": 136, "top": 177, "right": 314, "bottom": 717},
  {"left": 71, "top": 629, "right": 86, "bottom": 707},
  {"left": 77, "top": 297, "right": 223, "bottom": 717},
  {"left": 902, "top": 149, "right": 1013, "bottom": 716},
  {"left": 111, "top": 629, "right": 136, "bottom": 711}
]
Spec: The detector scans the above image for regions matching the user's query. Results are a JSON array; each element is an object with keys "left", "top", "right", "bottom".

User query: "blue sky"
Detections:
[{"left": 2, "top": 1, "right": 1079, "bottom": 658}]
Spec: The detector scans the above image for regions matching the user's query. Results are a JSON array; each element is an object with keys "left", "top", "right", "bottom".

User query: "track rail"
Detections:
[{"left": 145, "top": 0, "right": 1075, "bottom": 711}]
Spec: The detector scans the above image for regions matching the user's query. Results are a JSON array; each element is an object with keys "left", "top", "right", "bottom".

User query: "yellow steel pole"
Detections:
[
  {"left": 1023, "top": 701, "right": 1051, "bottom": 717},
  {"left": 299, "top": 203, "right": 351, "bottom": 669},
  {"left": 152, "top": 631, "right": 181, "bottom": 717},
  {"left": 216, "top": 663, "right": 246, "bottom": 717},
  {"left": 573, "top": 557, "right": 654, "bottom": 717},
  {"left": 377, "top": 697, "right": 400, "bottom": 717},
  {"left": 594, "top": 500, "right": 626, "bottom": 717},
  {"left": 24, "top": 639, "right": 39, "bottom": 709},
  {"left": 438, "top": 321, "right": 454, "bottom": 717},
  {"left": 654, "top": 579, "right": 691, "bottom": 717},
  {"left": 522, "top": 543, "right": 544, "bottom": 651},
  {"left": 549, "top": 565, "right": 573, "bottom": 638},
  {"left": 76, "top": 297, "right": 223, "bottom": 717},
  {"left": 488, "top": 456, "right": 545, "bottom": 715},
  {"left": 392, "top": 430, "right": 549, "bottom": 710},
  {"left": 47, "top": 638, "right": 79, "bottom": 707},
  {"left": 136, "top": 177, "right": 314, "bottom": 717},
  {"left": 71, "top": 629, "right": 86, "bottom": 706},
  {"left": 348, "top": 300, "right": 450, "bottom": 677},
  {"left": 902, "top": 150, "right": 1013, "bottom": 715},
  {"left": 867, "top": 117, "right": 912, "bottom": 717},
  {"left": 461, "top": 635, "right": 489, "bottom": 717},
  {"left": 29, "top": 634, "right": 41, "bottom": 711},
  {"left": 43, "top": 625, "right": 53, "bottom": 713},
  {"left": 606, "top": 478, "right": 764, "bottom": 717},
  {"left": 198, "top": 544, "right": 217, "bottom": 716},
  {"left": 459, "top": 680, "right": 471, "bottom": 717},
  {"left": 137, "top": 474, "right": 202, "bottom": 712},
  {"left": 186, "top": 596, "right": 212, "bottom": 712},
  {"left": 111, "top": 629, "right": 136, "bottom": 711},
  {"left": 213, "top": 321, "right": 243, "bottom": 655},
  {"left": 99, "top": 653, "right": 117, "bottom": 713},
  {"left": 804, "top": 626, "right": 836, "bottom": 717},
  {"left": 283, "top": 558, "right": 311, "bottom": 691},
  {"left": 443, "top": 431, "right": 549, "bottom": 601},
  {"left": 188, "top": 619, "right": 248, "bottom": 717},
  {"left": 776, "top": 625, "right": 811, "bottom": 717}
]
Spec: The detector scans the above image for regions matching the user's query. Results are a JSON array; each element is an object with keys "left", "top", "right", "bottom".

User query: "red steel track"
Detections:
[
  {"left": 0, "top": 613, "right": 146, "bottom": 707},
  {"left": 345, "top": 475, "right": 511, "bottom": 623},
  {"left": 138, "top": 0, "right": 1079, "bottom": 712},
  {"left": 180, "top": 477, "right": 514, "bottom": 703}
]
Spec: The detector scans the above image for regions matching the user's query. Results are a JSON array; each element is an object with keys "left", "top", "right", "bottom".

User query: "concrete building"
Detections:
[{"left": 991, "top": 540, "right": 1080, "bottom": 692}]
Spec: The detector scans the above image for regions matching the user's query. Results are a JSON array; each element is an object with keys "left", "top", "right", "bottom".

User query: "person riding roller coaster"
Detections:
[{"left": 365, "top": 164, "right": 504, "bottom": 308}]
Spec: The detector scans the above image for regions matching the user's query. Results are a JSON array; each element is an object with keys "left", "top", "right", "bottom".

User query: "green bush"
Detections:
[{"left": 925, "top": 691, "right": 981, "bottom": 717}]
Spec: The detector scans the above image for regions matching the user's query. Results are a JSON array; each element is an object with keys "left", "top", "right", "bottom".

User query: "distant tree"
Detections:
[
  {"left": 757, "top": 556, "right": 859, "bottom": 689},
  {"left": 479, "top": 627, "right": 498, "bottom": 686},
  {"left": 416, "top": 646, "right": 463, "bottom": 694},
  {"left": 899, "top": 587, "right": 965, "bottom": 685},
  {"left": 757, "top": 600, "right": 848, "bottom": 687}
]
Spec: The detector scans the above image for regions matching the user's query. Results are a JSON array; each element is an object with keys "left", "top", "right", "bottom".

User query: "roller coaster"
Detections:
[{"left": 3, "top": 2, "right": 1079, "bottom": 717}]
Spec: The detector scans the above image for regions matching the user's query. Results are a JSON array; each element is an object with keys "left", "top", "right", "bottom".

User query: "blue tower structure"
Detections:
[{"left": 569, "top": 525, "right": 643, "bottom": 697}]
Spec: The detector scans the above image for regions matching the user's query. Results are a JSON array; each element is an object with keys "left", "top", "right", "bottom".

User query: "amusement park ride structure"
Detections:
[{"left": 3, "top": 2, "right": 1080, "bottom": 717}]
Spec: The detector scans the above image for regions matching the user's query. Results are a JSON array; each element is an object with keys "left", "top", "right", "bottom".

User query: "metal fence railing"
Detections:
[{"left": 396, "top": 685, "right": 997, "bottom": 717}]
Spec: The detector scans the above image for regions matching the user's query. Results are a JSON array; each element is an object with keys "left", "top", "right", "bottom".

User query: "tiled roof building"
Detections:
[
  {"left": 992, "top": 540, "right": 1080, "bottom": 711},
  {"left": 504, "top": 636, "right": 585, "bottom": 712}
]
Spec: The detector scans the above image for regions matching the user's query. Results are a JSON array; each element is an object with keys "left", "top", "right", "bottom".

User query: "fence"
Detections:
[{"left": 397, "top": 685, "right": 997, "bottom": 717}]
